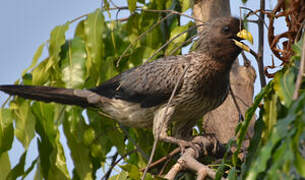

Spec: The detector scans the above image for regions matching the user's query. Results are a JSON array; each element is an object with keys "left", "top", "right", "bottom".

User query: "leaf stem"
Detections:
[{"left": 293, "top": 38, "right": 305, "bottom": 100}]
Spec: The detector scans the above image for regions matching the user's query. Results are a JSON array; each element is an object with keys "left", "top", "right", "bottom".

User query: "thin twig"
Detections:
[
  {"left": 257, "top": 0, "right": 267, "bottom": 88},
  {"left": 113, "top": 17, "right": 129, "bottom": 22},
  {"left": 247, "top": 20, "right": 259, "bottom": 24},
  {"left": 141, "top": 64, "right": 191, "bottom": 180},
  {"left": 119, "top": 124, "right": 149, "bottom": 161},
  {"left": 102, "top": 152, "right": 118, "bottom": 180},
  {"left": 158, "top": 154, "right": 172, "bottom": 176},
  {"left": 293, "top": 38, "right": 305, "bottom": 100},
  {"left": 1, "top": 95, "right": 11, "bottom": 108},
  {"left": 105, "top": 6, "right": 130, "bottom": 11},
  {"left": 140, "top": 147, "right": 180, "bottom": 172},
  {"left": 138, "top": 9, "right": 204, "bottom": 23},
  {"left": 168, "top": 34, "right": 198, "bottom": 55},
  {"left": 295, "top": 21, "right": 305, "bottom": 43},
  {"left": 249, "top": 49, "right": 258, "bottom": 59},
  {"left": 116, "top": 13, "right": 173, "bottom": 67},
  {"left": 144, "top": 24, "right": 202, "bottom": 63},
  {"left": 104, "top": 6, "right": 202, "bottom": 23},
  {"left": 101, "top": 150, "right": 137, "bottom": 180},
  {"left": 69, "top": 14, "right": 88, "bottom": 24},
  {"left": 240, "top": 7, "right": 269, "bottom": 29},
  {"left": 109, "top": 0, "right": 119, "bottom": 8},
  {"left": 229, "top": 86, "right": 244, "bottom": 122}
]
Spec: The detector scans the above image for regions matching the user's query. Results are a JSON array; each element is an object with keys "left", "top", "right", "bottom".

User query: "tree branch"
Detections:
[
  {"left": 257, "top": 0, "right": 267, "bottom": 87},
  {"left": 164, "top": 136, "right": 227, "bottom": 180}
]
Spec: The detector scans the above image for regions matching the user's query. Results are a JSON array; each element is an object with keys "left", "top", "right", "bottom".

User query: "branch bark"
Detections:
[
  {"left": 257, "top": 0, "right": 267, "bottom": 87},
  {"left": 164, "top": 136, "right": 227, "bottom": 180}
]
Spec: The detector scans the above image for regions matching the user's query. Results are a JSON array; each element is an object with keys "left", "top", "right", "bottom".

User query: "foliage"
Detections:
[
  {"left": 216, "top": 38, "right": 305, "bottom": 180},
  {"left": 0, "top": 0, "right": 304, "bottom": 179},
  {"left": 0, "top": 1, "right": 194, "bottom": 179}
]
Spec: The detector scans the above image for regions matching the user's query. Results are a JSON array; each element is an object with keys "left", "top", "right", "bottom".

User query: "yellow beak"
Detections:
[{"left": 233, "top": 29, "right": 253, "bottom": 52}]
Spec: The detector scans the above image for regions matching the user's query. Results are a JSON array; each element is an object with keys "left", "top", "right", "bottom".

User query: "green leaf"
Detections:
[
  {"left": 128, "top": 0, "right": 137, "bottom": 12},
  {"left": 216, "top": 139, "right": 234, "bottom": 180},
  {"left": 266, "top": 140, "right": 293, "bottom": 179},
  {"left": 246, "top": 141, "right": 274, "bottom": 179},
  {"left": 63, "top": 108, "right": 93, "bottom": 180},
  {"left": 34, "top": 160, "right": 43, "bottom": 180},
  {"left": 294, "top": 145, "right": 305, "bottom": 177},
  {"left": 0, "top": 108, "right": 14, "bottom": 155},
  {"left": 246, "top": 95, "right": 305, "bottom": 179},
  {"left": 0, "top": 152, "right": 11, "bottom": 180},
  {"left": 32, "top": 103, "right": 62, "bottom": 145},
  {"left": 228, "top": 167, "right": 237, "bottom": 180},
  {"left": 32, "top": 59, "right": 50, "bottom": 85},
  {"left": 61, "top": 38, "right": 87, "bottom": 88},
  {"left": 165, "top": 22, "right": 194, "bottom": 55},
  {"left": 120, "top": 164, "right": 141, "bottom": 179},
  {"left": 274, "top": 69, "right": 295, "bottom": 107},
  {"left": 84, "top": 9, "right": 105, "bottom": 84},
  {"left": 32, "top": 23, "right": 69, "bottom": 85},
  {"left": 292, "top": 112, "right": 305, "bottom": 177},
  {"left": 152, "top": 0, "right": 164, "bottom": 10},
  {"left": 262, "top": 93, "right": 278, "bottom": 140},
  {"left": 108, "top": 171, "right": 128, "bottom": 180},
  {"left": 22, "top": 42, "right": 45, "bottom": 77},
  {"left": 291, "top": 38, "right": 303, "bottom": 57},
  {"left": 6, "top": 151, "right": 27, "bottom": 180},
  {"left": 23, "top": 158, "right": 38, "bottom": 179},
  {"left": 125, "top": 13, "right": 141, "bottom": 45},
  {"left": 241, "top": 111, "right": 264, "bottom": 179},
  {"left": 83, "top": 127, "right": 95, "bottom": 146},
  {"left": 33, "top": 103, "right": 70, "bottom": 179},
  {"left": 75, "top": 20, "right": 85, "bottom": 40},
  {"left": 179, "top": 0, "right": 191, "bottom": 12},
  {"left": 233, "top": 82, "right": 272, "bottom": 165},
  {"left": 46, "top": 23, "right": 70, "bottom": 71},
  {"left": 10, "top": 99, "right": 35, "bottom": 149},
  {"left": 52, "top": 132, "right": 70, "bottom": 179},
  {"left": 87, "top": 110, "right": 124, "bottom": 158},
  {"left": 99, "top": 56, "right": 118, "bottom": 85},
  {"left": 144, "top": 27, "right": 163, "bottom": 50},
  {"left": 103, "top": 0, "right": 110, "bottom": 11}
]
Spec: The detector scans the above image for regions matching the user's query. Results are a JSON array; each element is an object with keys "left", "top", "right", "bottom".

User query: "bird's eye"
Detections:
[{"left": 222, "top": 26, "right": 230, "bottom": 34}]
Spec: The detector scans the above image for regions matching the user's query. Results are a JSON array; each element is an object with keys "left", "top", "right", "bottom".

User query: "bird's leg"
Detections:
[
  {"left": 173, "top": 119, "right": 201, "bottom": 157},
  {"left": 153, "top": 106, "right": 199, "bottom": 156}
]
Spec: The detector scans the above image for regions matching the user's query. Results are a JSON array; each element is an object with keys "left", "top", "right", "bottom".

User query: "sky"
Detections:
[{"left": 0, "top": 0, "right": 280, "bottom": 179}]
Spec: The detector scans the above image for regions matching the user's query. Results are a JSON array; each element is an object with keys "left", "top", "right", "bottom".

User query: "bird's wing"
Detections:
[{"left": 91, "top": 56, "right": 187, "bottom": 108}]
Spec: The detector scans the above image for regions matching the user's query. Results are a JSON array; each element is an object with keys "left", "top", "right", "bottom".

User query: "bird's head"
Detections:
[{"left": 197, "top": 17, "right": 253, "bottom": 62}]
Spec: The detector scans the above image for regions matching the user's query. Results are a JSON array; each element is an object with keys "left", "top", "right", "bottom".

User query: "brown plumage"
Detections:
[{"left": 0, "top": 17, "right": 252, "bottom": 149}]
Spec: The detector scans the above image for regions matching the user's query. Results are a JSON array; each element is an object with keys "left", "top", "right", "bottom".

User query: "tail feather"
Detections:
[{"left": 0, "top": 85, "right": 98, "bottom": 107}]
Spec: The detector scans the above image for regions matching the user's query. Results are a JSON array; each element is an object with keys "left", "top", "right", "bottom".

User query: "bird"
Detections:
[{"left": 0, "top": 17, "right": 253, "bottom": 152}]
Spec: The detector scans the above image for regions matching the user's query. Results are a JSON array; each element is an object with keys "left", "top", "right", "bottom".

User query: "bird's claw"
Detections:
[{"left": 178, "top": 140, "right": 201, "bottom": 158}]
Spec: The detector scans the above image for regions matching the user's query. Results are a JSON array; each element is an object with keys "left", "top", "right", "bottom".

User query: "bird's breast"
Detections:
[{"left": 169, "top": 63, "right": 230, "bottom": 122}]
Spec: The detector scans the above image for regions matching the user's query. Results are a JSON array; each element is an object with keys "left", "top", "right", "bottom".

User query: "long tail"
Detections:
[{"left": 0, "top": 85, "right": 101, "bottom": 108}]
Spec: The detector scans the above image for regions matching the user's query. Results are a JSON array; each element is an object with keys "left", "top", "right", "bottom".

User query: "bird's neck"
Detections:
[{"left": 191, "top": 51, "right": 236, "bottom": 75}]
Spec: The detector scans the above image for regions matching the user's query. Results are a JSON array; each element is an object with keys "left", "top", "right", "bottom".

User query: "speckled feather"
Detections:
[{"left": 0, "top": 17, "right": 245, "bottom": 139}]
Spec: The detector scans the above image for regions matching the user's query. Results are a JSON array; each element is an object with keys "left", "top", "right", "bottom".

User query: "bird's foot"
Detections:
[
  {"left": 159, "top": 135, "right": 201, "bottom": 157},
  {"left": 191, "top": 135, "right": 220, "bottom": 156},
  {"left": 176, "top": 140, "right": 201, "bottom": 158},
  {"left": 177, "top": 135, "right": 220, "bottom": 158}
]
